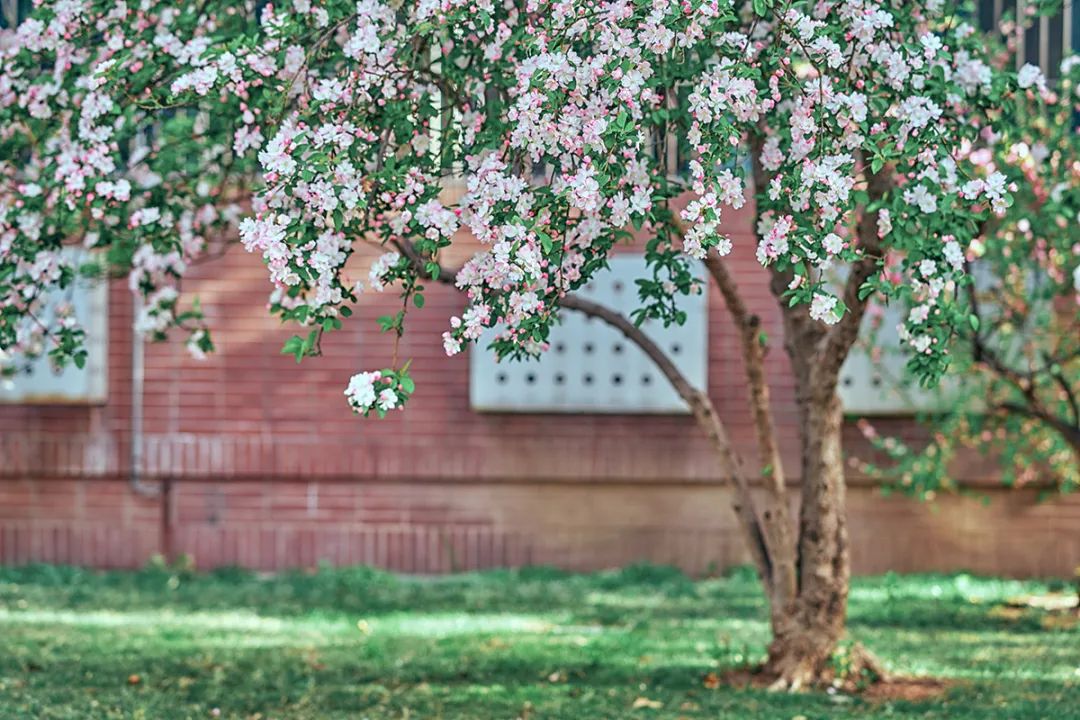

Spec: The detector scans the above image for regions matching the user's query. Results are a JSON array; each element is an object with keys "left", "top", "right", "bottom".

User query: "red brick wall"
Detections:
[
  {"left": 4, "top": 476, "right": 1080, "bottom": 577},
  {"left": 2, "top": 207, "right": 1077, "bottom": 576}
]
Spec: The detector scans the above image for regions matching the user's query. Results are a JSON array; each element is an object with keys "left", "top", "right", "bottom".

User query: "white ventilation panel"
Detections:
[
  {"left": 0, "top": 264, "right": 109, "bottom": 405},
  {"left": 839, "top": 262, "right": 1002, "bottom": 416},
  {"left": 470, "top": 255, "right": 707, "bottom": 414},
  {"left": 839, "top": 302, "right": 941, "bottom": 416}
]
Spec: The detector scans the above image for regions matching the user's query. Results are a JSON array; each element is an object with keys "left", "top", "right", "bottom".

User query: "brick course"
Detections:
[{"left": 1, "top": 207, "right": 1076, "bottom": 576}]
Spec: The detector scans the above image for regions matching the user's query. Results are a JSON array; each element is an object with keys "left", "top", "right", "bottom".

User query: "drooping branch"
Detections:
[
  {"left": 396, "top": 232, "right": 782, "bottom": 587},
  {"left": 559, "top": 295, "right": 698, "bottom": 409},
  {"left": 560, "top": 293, "right": 774, "bottom": 584},
  {"left": 670, "top": 213, "right": 797, "bottom": 609}
]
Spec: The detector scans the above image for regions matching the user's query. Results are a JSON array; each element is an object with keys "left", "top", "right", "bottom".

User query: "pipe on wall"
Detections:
[{"left": 129, "top": 294, "right": 160, "bottom": 498}]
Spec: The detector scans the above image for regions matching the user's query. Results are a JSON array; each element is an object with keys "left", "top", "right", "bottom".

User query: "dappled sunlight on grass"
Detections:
[
  {"left": 369, "top": 612, "right": 556, "bottom": 637},
  {"left": 1, "top": 564, "right": 1077, "bottom": 718},
  {"left": 850, "top": 573, "right": 1055, "bottom": 605},
  {"left": 864, "top": 626, "right": 1080, "bottom": 682},
  {"left": 0, "top": 607, "right": 306, "bottom": 633}
]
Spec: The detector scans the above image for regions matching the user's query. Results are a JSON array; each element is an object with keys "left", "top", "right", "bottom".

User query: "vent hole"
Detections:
[
  {"left": 613, "top": 343, "right": 624, "bottom": 354},
  {"left": 554, "top": 373, "right": 565, "bottom": 385},
  {"left": 671, "top": 343, "right": 682, "bottom": 355},
  {"left": 583, "top": 373, "right": 594, "bottom": 385},
  {"left": 496, "top": 373, "right": 509, "bottom": 385},
  {"left": 525, "top": 373, "right": 537, "bottom": 385},
  {"left": 642, "top": 374, "right": 652, "bottom": 386},
  {"left": 584, "top": 343, "right": 595, "bottom": 354},
  {"left": 612, "top": 374, "right": 623, "bottom": 386},
  {"left": 842, "top": 376, "right": 853, "bottom": 387}
]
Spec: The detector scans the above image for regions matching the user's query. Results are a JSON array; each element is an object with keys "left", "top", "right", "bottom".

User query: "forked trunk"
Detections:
[{"left": 565, "top": 213, "right": 884, "bottom": 689}]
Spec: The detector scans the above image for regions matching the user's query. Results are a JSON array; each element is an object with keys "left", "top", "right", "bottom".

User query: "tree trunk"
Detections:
[
  {"left": 409, "top": 194, "right": 885, "bottom": 690},
  {"left": 764, "top": 390, "right": 850, "bottom": 688}
]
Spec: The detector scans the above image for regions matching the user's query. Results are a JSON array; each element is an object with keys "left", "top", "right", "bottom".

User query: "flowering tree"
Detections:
[
  {"left": 0, "top": 0, "right": 1043, "bottom": 688},
  {"left": 858, "top": 54, "right": 1080, "bottom": 498}
]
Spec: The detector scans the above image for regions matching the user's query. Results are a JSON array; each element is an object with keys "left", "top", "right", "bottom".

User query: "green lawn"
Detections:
[{"left": 0, "top": 563, "right": 1077, "bottom": 719}]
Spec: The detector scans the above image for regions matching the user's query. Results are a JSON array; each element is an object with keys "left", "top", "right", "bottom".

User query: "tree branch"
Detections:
[
  {"left": 670, "top": 213, "right": 796, "bottom": 607},
  {"left": 396, "top": 233, "right": 782, "bottom": 588},
  {"left": 392, "top": 237, "right": 461, "bottom": 285},
  {"left": 560, "top": 294, "right": 774, "bottom": 584},
  {"left": 747, "top": 134, "right": 825, "bottom": 395},
  {"left": 1048, "top": 361, "right": 1080, "bottom": 428},
  {"left": 998, "top": 402, "right": 1080, "bottom": 454},
  {"left": 701, "top": 253, "right": 788, "bottom": 490},
  {"left": 700, "top": 253, "right": 797, "bottom": 611}
]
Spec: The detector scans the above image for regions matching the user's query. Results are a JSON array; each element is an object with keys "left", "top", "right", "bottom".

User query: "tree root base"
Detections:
[
  {"left": 756, "top": 642, "right": 892, "bottom": 693},
  {"left": 719, "top": 666, "right": 949, "bottom": 702}
]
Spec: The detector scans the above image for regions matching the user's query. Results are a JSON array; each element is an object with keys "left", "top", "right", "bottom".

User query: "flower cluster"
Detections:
[
  {"left": 344, "top": 368, "right": 414, "bottom": 418},
  {"left": 857, "top": 51, "right": 1079, "bottom": 498},
  {"left": 0, "top": 0, "right": 1042, "bottom": 409}
]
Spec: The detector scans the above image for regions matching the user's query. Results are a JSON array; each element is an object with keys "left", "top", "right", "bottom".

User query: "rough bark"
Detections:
[
  {"left": 764, "top": 390, "right": 850, "bottom": 688},
  {"left": 748, "top": 142, "right": 892, "bottom": 688},
  {"left": 697, "top": 256, "right": 797, "bottom": 626},
  {"left": 563, "top": 277, "right": 859, "bottom": 688}
]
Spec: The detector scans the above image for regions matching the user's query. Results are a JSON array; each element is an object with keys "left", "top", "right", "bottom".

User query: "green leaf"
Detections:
[
  {"left": 752, "top": 0, "right": 768, "bottom": 17},
  {"left": 281, "top": 335, "right": 302, "bottom": 356},
  {"left": 413, "top": 293, "right": 425, "bottom": 309},
  {"left": 399, "top": 376, "right": 416, "bottom": 394},
  {"left": 968, "top": 314, "right": 980, "bottom": 332},
  {"left": 281, "top": 335, "right": 306, "bottom": 363}
]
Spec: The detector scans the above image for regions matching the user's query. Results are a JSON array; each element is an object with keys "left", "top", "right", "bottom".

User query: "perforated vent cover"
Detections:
[
  {"left": 470, "top": 255, "right": 707, "bottom": 414},
  {"left": 838, "top": 302, "right": 941, "bottom": 416},
  {"left": 0, "top": 260, "right": 108, "bottom": 405}
]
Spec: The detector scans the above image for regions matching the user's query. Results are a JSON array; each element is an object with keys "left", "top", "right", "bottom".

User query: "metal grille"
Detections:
[
  {"left": 979, "top": 0, "right": 1077, "bottom": 79},
  {"left": 469, "top": 255, "right": 708, "bottom": 414}
]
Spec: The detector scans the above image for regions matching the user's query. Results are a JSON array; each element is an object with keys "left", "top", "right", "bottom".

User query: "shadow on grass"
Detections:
[{"left": 1, "top": 563, "right": 1077, "bottom": 719}]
